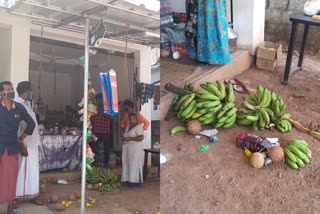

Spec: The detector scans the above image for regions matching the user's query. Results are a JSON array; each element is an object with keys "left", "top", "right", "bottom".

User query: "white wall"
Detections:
[
  {"left": 0, "top": 8, "right": 30, "bottom": 87},
  {"left": 233, "top": 0, "right": 265, "bottom": 52},
  {"left": 0, "top": 25, "right": 12, "bottom": 81}
]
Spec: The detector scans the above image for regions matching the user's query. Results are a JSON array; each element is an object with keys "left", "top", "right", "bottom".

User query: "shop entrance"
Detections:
[{"left": 29, "top": 36, "right": 135, "bottom": 171}]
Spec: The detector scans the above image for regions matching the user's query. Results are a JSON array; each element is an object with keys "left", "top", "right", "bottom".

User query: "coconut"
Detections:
[
  {"left": 87, "top": 184, "right": 93, "bottom": 190},
  {"left": 75, "top": 192, "right": 81, "bottom": 199},
  {"left": 55, "top": 204, "right": 66, "bottom": 212},
  {"left": 268, "top": 146, "right": 284, "bottom": 163},
  {"left": 93, "top": 183, "right": 101, "bottom": 190},
  {"left": 186, "top": 120, "right": 202, "bottom": 135},
  {"left": 161, "top": 49, "right": 170, "bottom": 58},
  {"left": 249, "top": 152, "right": 265, "bottom": 168},
  {"left": 51, "top": 194, "right": 59, "bottom": 203},
  {"left": 69, "top": 193, "right": 76, "bottom": 201},
  {"left": 40, "top": 187, "right": 47, "bottom": 193}
]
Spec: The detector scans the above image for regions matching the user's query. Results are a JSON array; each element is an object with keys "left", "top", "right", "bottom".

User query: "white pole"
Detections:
[{"left": 80, "top": 17, "right": 90, "bottom": 214}]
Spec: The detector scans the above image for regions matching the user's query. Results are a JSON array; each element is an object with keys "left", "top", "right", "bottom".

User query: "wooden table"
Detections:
[
  {"left": 143, "top": 148, "right": 160, "bottom": 181},
  {"left": 282, "top": 12, "right": 320, "bottom": 84}
]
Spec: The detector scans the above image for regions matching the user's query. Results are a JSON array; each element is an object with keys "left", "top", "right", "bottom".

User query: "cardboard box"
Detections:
[
  {"left": 256, "top": 41, "right": 282, "bottom": 71},
  {"left": 256, "top": 58, "right": 278, "bottom": 71}
]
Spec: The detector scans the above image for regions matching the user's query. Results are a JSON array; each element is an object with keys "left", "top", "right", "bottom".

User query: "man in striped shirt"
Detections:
[{"left": 90, "top": 94, "right": 112, "bottom": 167}]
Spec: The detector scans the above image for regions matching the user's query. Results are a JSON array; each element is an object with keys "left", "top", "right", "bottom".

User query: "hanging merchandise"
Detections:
[
  {"left": 160, "top": 0, "right": 174, "bottom": 51},
  {"left": 135, "top": 82, "right": 155, "bottom": 105},
  {"left": 153, "top": 85, "right": 160, "bottom": 110},
  {"left": 99, "top": 70, "right": 119, "bottom": 116},
  {"left": 78, "top": 81, "right": 98, "bottom": 172},
  {"left": 185, "top": 0, "right": 198, "bottom": 50}
]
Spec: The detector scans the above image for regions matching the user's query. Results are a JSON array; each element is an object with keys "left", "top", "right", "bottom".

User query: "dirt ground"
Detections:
[
  {"left": 160, "top": 55, "right": 320, "bottom": 214},
  {"left": 2, "top": 181, "right": 159, "bottom": 214}
]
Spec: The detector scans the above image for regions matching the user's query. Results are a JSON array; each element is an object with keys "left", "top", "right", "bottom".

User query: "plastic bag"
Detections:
[
  {"left": 164, "top": 24, "right": 187, "bottom": 43},
  {"left": 304, "top": 0, "right": 320, "bottom": 16},
  {"left": 160, "top": 151, "right": 172, "bottom": 164}
]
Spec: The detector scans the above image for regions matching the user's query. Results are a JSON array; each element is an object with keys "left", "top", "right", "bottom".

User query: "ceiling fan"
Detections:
[{"left": 30, "top": 47, "right": 81, "bottom": 65}]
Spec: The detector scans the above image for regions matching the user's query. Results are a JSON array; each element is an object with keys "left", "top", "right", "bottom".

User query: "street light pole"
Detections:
[{"left": 80, "top": 17, "right": 90, "bottom": 214}]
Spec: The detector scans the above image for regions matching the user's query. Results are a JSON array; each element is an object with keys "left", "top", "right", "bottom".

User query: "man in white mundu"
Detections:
[{"left": 14, "top": 81, "right": 41, "bottom": 202}]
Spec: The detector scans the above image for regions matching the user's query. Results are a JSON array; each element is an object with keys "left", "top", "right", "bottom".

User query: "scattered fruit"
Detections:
[
  {"left": 268, "top": 146, "right": 284, "bottom": 163},
  {"left": 55, "top": 204, "right": 66, "bottom": 212},
  {"left": 170, "top": 125, "right": 187, "bottom": 136},
  {"left": 293, "top": 93, "right": 304, "bottom": 98},
  {"left": 285, "top": 139, "right": 312, "bottom": 169},
  {"left": 75, "top": 192, "right": 81, "bottom": 199},
  {"left": 161, "top": 49, "right": 170, "bottom": 58},
  {"left": 249, "top": 152, "right": 265, "bottom": 168},
  {"left": 87, "top": 184, "right": 93, "bottom": 190},
  {"left": 186, "top": 120, "right": 202, "bottom": 135},
  {"left": 51, "top": 194, "right": 59, "bottom": 203},
  {"left": 69, "top": 193, "right": 76, "bottom": 201}
]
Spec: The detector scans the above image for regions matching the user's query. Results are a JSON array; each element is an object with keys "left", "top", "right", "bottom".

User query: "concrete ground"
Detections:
[{"left": 160, "top": 55, "right": 320, "bottom": 214}]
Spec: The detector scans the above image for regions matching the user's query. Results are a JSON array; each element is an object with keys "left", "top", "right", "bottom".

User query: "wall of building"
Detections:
[
  {"left": 0, "top": 9, "right": 30, "bottom": 87},
  {"left": 0, "top": 26, "right": 12, "bottom": 81},
  {"left": 265, "top": 0, "right": 320, "bottom": 54}
]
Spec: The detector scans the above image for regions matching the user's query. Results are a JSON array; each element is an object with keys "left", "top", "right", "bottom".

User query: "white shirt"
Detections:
[{"left": 15, "top": 97, "right": 40, "bottom": 147}]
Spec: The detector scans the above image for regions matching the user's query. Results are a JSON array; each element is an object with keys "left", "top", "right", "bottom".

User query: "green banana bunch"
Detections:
[
  {"left": 285, "top": 140, "right": 312, "bottom": 169},
  {"left": 215, "top": 106, "right": 237, "bottom": 128},
  {"left": 270, "top": 94, "right": 285, "bottom": 116},
  {"left": 173, "top": 81, "right": 236, "bottom": 128},
  {"left": 184, "top": 83, "right": 195, "bottom": 92},
  {"left": 238, "top": 85, "right": 291, "bottom": 133},
  {"left": 275, "top": 118, "right": 292, "bottom": 133},
  {"left": 198, "top": 80, "right": 226, "bottom": 100},
  {"left": 99, "top": 183, "right": 113, "bottom": 192}
]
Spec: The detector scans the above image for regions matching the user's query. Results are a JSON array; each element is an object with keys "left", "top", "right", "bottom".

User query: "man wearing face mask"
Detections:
[
  {"left": 14, "top": 81, "right": 43, "bottom": 206},
  {"left": 0, "top": 81, "right": 35, "bottom": 214}
]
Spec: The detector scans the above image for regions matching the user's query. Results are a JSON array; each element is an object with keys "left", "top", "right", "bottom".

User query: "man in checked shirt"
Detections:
[{"left": 90, "top": 94, "right": 112, "bottom": 167}]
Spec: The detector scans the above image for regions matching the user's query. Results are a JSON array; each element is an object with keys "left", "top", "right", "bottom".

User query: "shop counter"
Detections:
[{"left": 39, "top": 135, "right": 82, "bottom": 171}]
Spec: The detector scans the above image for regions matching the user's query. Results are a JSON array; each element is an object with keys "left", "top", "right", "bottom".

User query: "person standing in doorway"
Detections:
[
  {"left": 90, "top": 94, "right": 113, "bottom": 167},
  {"left": 14, "top": 81, "right": 43, "bottom": 205},
  {"left": 122, "top": 113, "right": 145, "bottom": 185},
  {"left": 0, "top": 81, "right": 35, "bottom": 214},
  {"left": 120, "top": 100, "right": 150, "bottom": 131}
]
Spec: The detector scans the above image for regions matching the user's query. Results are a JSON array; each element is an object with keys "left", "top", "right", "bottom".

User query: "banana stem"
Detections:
[{"left": 285, "top": 117, "right": 320, "bottom": 140}]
